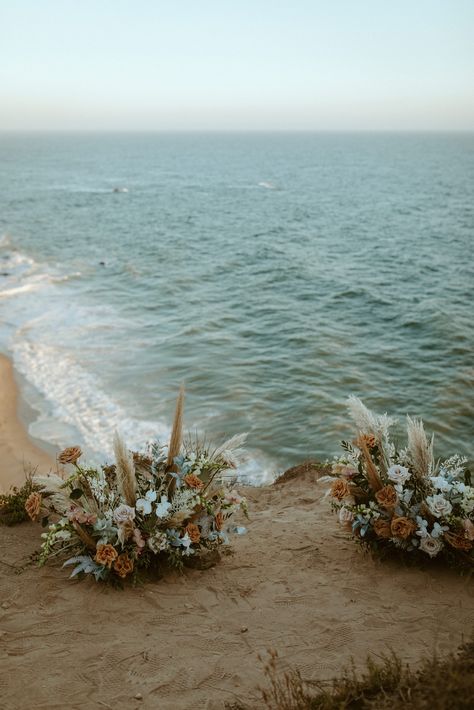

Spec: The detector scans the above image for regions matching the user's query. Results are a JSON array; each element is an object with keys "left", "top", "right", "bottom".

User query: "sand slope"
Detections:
[{"left": 1, "top": 463, "right": 473, "bottom": 710}]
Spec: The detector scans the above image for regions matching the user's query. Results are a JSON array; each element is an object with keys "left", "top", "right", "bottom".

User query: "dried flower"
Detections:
[
  {"left": 113, "top": 553, "right": 134, "bottom": 578},
  {"left": 66, "top": 506, "right": 97, "bottom": 525},
  {"left": 444, "top": 531, "right": 472, "bottom": 551},
  {"left": 357, "top": 433, "right": 378, "bottom": 449},
  {"left": 373, "top": 518, "right": 392, "bottom": 539},
  {"left": 463, "top": 519, "right": 474, "bottom": 541},
  {"left": 185, "top": 523, "right": 201, "bottom": 543},
  {"left": 184, "top": 473, "right": 204, "bottom": 490},
  {"left": 58, "top": 446, "right": 82, "bottom": 465},
  {"left": 390, "top": 516, "right": 417, "bottom": 540},
  {"left": 113, "top": 504, "right": 136, "bottom": 526},
  {"left": 215, "top": 511, "right": 224, "bottom": 531},
  {"left": 25, "top": 492, "right": 42, "bottom": 521},
  {"left": 375, "top": 485, "right": 398, "bottom": 509},
  {"left": 330, "top": 478, "right": 351, "bottom": 501},
  {"left": 419, "top": 535, "right": 443, "bottom": 558},
  {"left": 94, "top": 543, "right": 118, "bottom": 568}
]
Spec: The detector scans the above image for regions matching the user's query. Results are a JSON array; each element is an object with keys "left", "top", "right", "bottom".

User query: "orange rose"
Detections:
[
  {"left": 185, "top": 523, "right": 201, "bottom": 543},
  {"left": 94, "top": 543, "right": 118, "bottom": 568},
  {"left": 113, "top": 553, "right": 134, "bottom": 578},
  {"left": 330, "top": 478, "right": 350, "bottom": 501},
  {"left": 184, "top": 474, "right": 204, "bottom": 490},
  {"left": 215, "top": 511, "right": 224, "bottom": 531},
  {"left": 444, "top": 531, "right": 472, "bottom": 552},
  {"left": 375, "top": 485, "right": 398, "bottom": 509},
  {"left": 58, "top": 446, "right": 82, "bottom": 465},
  {"left": 25, "top": 492, "right": 42, "bottom": 521},
  {"left": 373, "top": 518, "right": 392, "bottom": 539},
  {"left": 390, "top": 516, "right": 417, "bottom": 540}
]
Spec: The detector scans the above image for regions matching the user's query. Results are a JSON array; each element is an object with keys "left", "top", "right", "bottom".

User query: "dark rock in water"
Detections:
[
  {"left": 99, "top": 261, "right": 106, "bottom": 266},
  {"left": 0, "top": 272, "right": 9, "bottom": 277}
]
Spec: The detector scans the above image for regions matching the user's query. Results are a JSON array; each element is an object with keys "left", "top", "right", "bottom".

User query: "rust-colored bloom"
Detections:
[
  {"left": 94, "top": 543, "right": 118, "bottom": 568},
  {"left": 113, "top": 553, "right": 134, "bottom": 578},
  {"left": 330, "top": 478, "right": 350, "bottom": 501},
  {"left": 373, "top": 518, "right": 392, "bottom": 539},
  {"left": 185, "top": 523, "right": 201, "bottom": 543},
  {"left": 58, "top": 446, "right": 82, "bottom": 465},
  {"left": 356, "top": 433, "right": 378, "bottom": 449},
  {"left": 25, "top": 491, "right": 42, "bottom": 521},
  {"left": 444, "top": 531, "right": 473, "bottom": 552},
  {"left": 215, "top": 511, "right": 224, "bottom": 531},
  {"left": 463, "top": 519, "right": 474, "bottom": 541},
  {"left": 390, "top": 516, "right": 417, "bottom": 540},
  {"left": 375, "top": 485, "right": 398, "bottom": 509},
  {"left": 184, "top": 473, "right": 204, "bottom": 490}
]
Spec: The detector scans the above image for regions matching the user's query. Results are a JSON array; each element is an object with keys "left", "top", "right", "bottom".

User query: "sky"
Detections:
[{"left": 1, "top": 0, "right": 473, "bottom": 131}]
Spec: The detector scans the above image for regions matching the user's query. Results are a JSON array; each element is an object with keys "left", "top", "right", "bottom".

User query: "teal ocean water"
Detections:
[{"left": 0, "top": 133, "right": 473, "bottom": 482}]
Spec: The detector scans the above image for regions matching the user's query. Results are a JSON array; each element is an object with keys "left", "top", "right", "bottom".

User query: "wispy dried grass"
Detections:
[
  {"left": 347, "top": 396, "right": 395, "bottom": 441},
  {"left": 358, "top": 439, "right": 383, "bottom": 492},
  {"left": 406, "top": 415, "right": 434, "bottom": 480},
  {"left": 113, "top": 432, "right": 137, "bottom": 506},
  {"left": 211, "top": 432, "right": 248, "bottom": 468},
  {"left": 166, "top": 385, "right": 184, "bottom": 471}
]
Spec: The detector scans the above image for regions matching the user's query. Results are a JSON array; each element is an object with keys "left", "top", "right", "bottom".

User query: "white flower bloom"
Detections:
[
  {"left": 419, "top": 535, "right": 443, "bottom": 558},
  {"left": 155, "top": 495, "right": 172, "bottom": 519},
  {"left": 338, "top": 507, "right": 354, "bottom": 525},
  {"left": 431, "top": 522, "right": 449, "bottom": 539},
  {"left": 387, "top": 464, "right": 411, "bottom": 485},
  {"left": 147, "top": 532, "right": 169, "bottom": 553},
  {"left": 429, "top": 475, "right": 452, "bottom": 493},
  {"left": 113, "top": 504, "right": 136, "bottom": 525},
  {"left": 136, "top": 489, "right": 157, "bottom": 515},
  {"left": 415, "top": 516, "right": 429, "bottom": 537},
  {"left": 426, "top": 494, "right": 452, "bottom": 519},
  {"left": 460, "top": 488, "right": 474, "bottom": 515}
]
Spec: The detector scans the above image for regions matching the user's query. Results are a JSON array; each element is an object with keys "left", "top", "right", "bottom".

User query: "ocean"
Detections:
[{"left": 0, "top": 132, "right": 473, "bottom": 482}]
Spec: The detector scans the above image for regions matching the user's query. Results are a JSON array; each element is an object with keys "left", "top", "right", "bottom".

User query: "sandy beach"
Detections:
[
  {"left": 0, "top": 354, "right": 56, "bottom": 493},
  {"left": 0, "top": 358, "right": 473, "bottom": 709}
]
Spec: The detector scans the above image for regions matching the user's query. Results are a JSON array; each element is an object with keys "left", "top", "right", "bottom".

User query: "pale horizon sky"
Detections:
[{"left": 1, "top": 0, "right": 473, "bottom": 131}]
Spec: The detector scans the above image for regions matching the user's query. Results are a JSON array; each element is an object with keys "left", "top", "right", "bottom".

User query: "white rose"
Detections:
[
  {"left": 426, "top": 494, "right": 452, "bottom": 519},
  {"left": 338, "top": 507, "right": 354, "bottom": 526},
  {"left": 419, "top": 535, "right": 443, "bottom": 558},
  {"left": 387, "top": 465, "right": 411, "bottom": 485},
  {"left": 113, "top": 504, "right": 136, "bottom": 525}
]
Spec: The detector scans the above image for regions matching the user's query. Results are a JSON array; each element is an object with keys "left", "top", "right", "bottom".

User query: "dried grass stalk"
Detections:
[
  {"left": 406, "top": 415, "right": 434, "bottom": 480},
  {"left": 72, "top": 521, "right": 96, "bottom": 551},
  {"left": 113, "top": 432, "right": 137, "bottom": 506},
  {"left": 33, "top": 473, "right": 71, "bottom": 514},
  {"left": 166, "top": 385, "right": 184, "bottom": 471},
  {"left": 358, "top": 439, "right": 383, "bottom": 492}
]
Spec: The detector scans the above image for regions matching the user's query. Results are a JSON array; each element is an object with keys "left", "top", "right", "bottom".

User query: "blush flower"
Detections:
[
  {"left": 375, "top": 485, "right": 398, "bottom": 509},
  {"left": 330, "top": 479, "right": 351, "bottom": 501},
  {"left": 58, "top": 446, "right": 82, "bottom": 465},
  {"left": 390, "top": 516, "right": 417, "bottom": 540},
  {"left": 184, "top": 473, "right": 204, "bottom": 490},
  {"left": 419, "top": 535, "right": 443, "bottom": 558},
  {"left": 25, "top": 492, "right": 42, "bottom": 521},
  {"left": 94, "top": 544, "right": 118, "bottom": 568},
  {"left": 185, "top": 523, "right": 201, "bottom": 543},
  {"left": 113, "top": 504, "right": 136, "bottom": 526}
]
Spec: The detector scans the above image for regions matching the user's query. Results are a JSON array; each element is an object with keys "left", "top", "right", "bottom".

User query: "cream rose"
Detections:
[
  {"left": 113, "top": 504, "right": 136, "bottom": 526},
  {"left": 426, "top": 494, "right": 453, "bottom": 519},
  {"left": 419, "top": 535, "right": 443, "bottom": 558},
  {"left": 387, "top": 464, "right": 411, "bottom": 485}
]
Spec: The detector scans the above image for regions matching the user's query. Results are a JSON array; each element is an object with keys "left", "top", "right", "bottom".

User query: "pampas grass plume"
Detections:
[
  {"left": 113, "top": 432, "right": 137, "bottom": 506},
  {"left": 167, "top": 385, "right": 184, "bottom": 472},
  {"left": 406, "top": 415, "right": 434, "bottom": 479}
]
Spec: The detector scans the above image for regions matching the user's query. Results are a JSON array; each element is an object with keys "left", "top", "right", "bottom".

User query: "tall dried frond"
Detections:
[
  {"left": 347, "top": 396, "right": 396, "bottom": 441},
  {"left": 166, "top": 386, "right": 184, "bottom": 471},
  {"left": 406, "top": 416, "right": 434, "bottom": 480},
  {"left": 113, "top": 432, "right": 137, "bottom": 506},
  {"left": 33, "top": 473, "right": 71, "bottom": 514},
  {"left": 211, "top": 433, "right": 248, "bottom": 468},
  {"left": 358, "top": 439, "right": 383, "bottom": 492}
]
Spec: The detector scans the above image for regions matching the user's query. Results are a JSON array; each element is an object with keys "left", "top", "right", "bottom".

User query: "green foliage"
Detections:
[
  {"left": 258, "top": 640, "right": 474, "bottom": 710},
  {"left": 0, "top": 475, "right": 40, "bottom": 526}
]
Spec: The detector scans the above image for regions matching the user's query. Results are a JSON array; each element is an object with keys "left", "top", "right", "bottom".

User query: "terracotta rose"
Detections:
[
  {"left": 375, "top": 485, "right": 398, "bottom": 509},
  {"left": 58, "top": 446, "right": 82, "bottom": 465},
  {"left": 94, "top": 544, "right": 118, "bottom": 568},
  {"left": 390, "top": 516, "right": 417, "bottom": 540}
]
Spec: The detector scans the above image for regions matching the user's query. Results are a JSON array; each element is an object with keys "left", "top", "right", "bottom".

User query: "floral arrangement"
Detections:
[
  {"left": 25, "top": 389, "right": 248, "bottom": 584},
  {"left": 329, "top": 397, "right": 473, "bottom": 568}
]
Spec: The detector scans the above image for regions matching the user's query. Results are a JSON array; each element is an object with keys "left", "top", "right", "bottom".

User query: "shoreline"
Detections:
[{"left": 0, "top": 353, "right": 57, "bottom": 492}]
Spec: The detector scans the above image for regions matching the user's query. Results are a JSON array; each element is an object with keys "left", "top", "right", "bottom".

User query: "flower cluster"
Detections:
[
  {"left": 26, "top": 392, "right": 248, "bottom": 584},
  {"left": 329, "top": 397, "right": 473, "bottom": 568}
]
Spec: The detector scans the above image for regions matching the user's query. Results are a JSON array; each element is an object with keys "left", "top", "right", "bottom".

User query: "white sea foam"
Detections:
[{"left": 12, "top": 340, "right": 170, "bottom": 462}]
